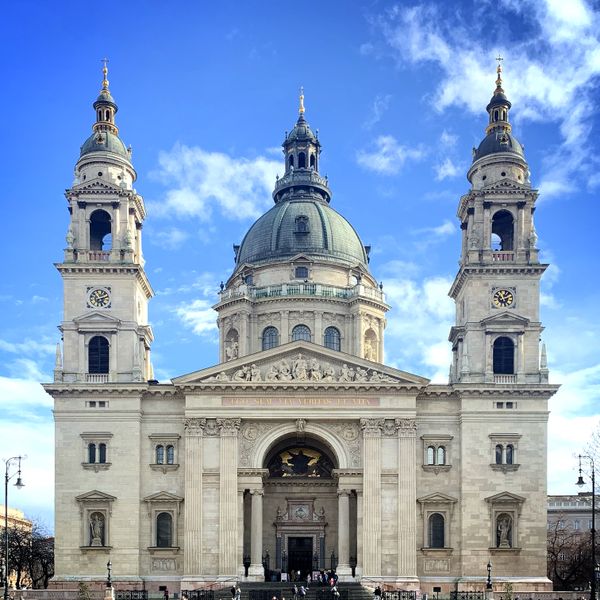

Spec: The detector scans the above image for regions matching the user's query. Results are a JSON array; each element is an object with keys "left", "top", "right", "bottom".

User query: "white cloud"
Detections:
[
  {"left": 151, "top": 227, "right": 190, "bottom": 250},
  {"left": 363, "top": 94, "right": 392, "bottom": 129},
  {"left": 357, "top": 135, "right": 425, "bottom": 174},
  {"left": 174, "top": 299, "right": 219, "bottom": 338},
  {"left": 382, "top": 272, "right": 455, "bottom": 382},
  {"left": 435, "top": 157, "right": 461, "bottom": 180},
  {"left": 150, "top": 144, "right": 281, "bottom": 222},
  {"left": 0, "top": 338, "right": 55, "bottom": 356},
  {"left": 373, "top": 1, "right": 600, "bottom": 198}
]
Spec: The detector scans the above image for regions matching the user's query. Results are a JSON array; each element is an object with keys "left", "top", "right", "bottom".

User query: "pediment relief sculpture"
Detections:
[{"left": 204, "top": 352, "right": 396, "bottom": 385}]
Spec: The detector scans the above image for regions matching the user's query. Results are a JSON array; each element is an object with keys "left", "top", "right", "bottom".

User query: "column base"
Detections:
[
  {"left": 247, "top": 564, "right": 265, "bottom": 581},
  {"left": 335, "top": 565, "right": 354, "bottom": 582}
]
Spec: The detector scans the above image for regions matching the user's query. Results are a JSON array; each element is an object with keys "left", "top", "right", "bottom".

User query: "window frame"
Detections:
[
  {"left": 417, "top": 492, "right": 457, "bottom": 553},
  {"left": 149, "top": 434, "right": 181, "bottom": 473},
  {"left": 144, "top": 491, "right": 183, "bottom": 552},
  {"left": 262, "top": 326, "right": 279, "bottom": 350},
  {"left": 489, "top": 433, "right": 521, "bottom": 472},
  {"left": 421, "top": 435, "right": 453, "bottom": 473},
  {"left": 323, "top": 326, "right": 341, "bottom": 351},
  {"left": 81, "top": 432, "right": 113, "bottom": 472},
  {"left": 75, "top": 490, "right": 116, "bottom": 551},
  {"left": 291, "top": 324, "right": 311, "bottom": 342},
  {"left": 485, "top": 491, "right": 525, "bottom": 552}
]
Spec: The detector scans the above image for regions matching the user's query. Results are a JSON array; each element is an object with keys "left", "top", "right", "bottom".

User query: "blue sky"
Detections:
[{"left": 1, "top": 0, "right": 599, "bottom": 529}]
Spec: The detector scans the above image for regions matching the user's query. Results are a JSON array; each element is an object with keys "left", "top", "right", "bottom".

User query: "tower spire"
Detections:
[
  {"left": 494, "top": 55, "right": 504, "bottom": 95},
  {"left": 299, "top": 86, "right": 305, "bottom": 115},
  {"left": 92, "top": 58, "right": 119, "bottom": 136},
  {"left": 101, "top": 57, "right": 110, "bottom": 92}
]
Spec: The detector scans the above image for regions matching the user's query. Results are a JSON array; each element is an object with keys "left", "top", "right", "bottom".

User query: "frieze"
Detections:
[{"left": 224, "top": 397, "right": 379, "bottom": 407}]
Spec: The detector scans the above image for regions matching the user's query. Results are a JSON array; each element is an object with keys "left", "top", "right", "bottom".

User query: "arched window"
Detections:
[
  {"left": 292, "top": 324, "right": 311, "bottom": 342},
  {"left": 437, "top": 446, "right": 446, "bottom": 465},
  {"left": 491, "top": 210, "right": 514, "bottom": 251},
  {"left": 295, "top": 266, "right": 309, "bottom": 279},
  {"left": 88, "top": 336, "right": 109, "bottom": 374},
  {"left": 288, "top": 155, "right": 294, "bottom": 169},
  {"left": 89, "top": 209, "right": 112, "bottom": 251},
  {"left": 324, "top": 327, "right": 341, "bottom": 351},
  {"left": 310, "top": 154, "right": 316, "bottom": 168},
  {"left": 493, "top": 337, "right": 514, "bottom": 374},
  {"left": 156, "top": 445, "right": 165, "bottom": 464},
  {"left": 426, "top": 446, "right": 435, "bottom": 465},
  {"left": 88, "top": 443, "right": 96, "bottom": 464},
  {"left": 428, "top": 513, "right": 445, "bottom": 548},
  {"left": 156, "top": 512, "right": 172, "bottom": 548},
  {"left": 494, "top": 109, "right": 499, "bottom": 122},
  {"left": 166, "top": 445, "right": 175, "bottom": 465},
  {"left": 506, "top": 444, "right": 514, "bottom": 465},
  {"left": 298, "top": 152, "right": 306, "bottom": 168},
  {"left": 495, "top": 444, "right": 503, "bottom": 465},
  {"left": 262, "top": 327, "right": 279, "bottom": 350},
  {"left": 98, "top": 443, "right": 107, "bottom": 464},
  {"left": 105, "top": 110, "right": 110, "bottom": 121}
]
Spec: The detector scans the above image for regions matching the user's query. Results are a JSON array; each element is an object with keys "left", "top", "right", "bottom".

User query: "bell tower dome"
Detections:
[
  {"left": 55, "top": 62, "right": 154, "bottom": 384},
  {"left": 448, "top": 60, "right": 548, "bottom": 385}
]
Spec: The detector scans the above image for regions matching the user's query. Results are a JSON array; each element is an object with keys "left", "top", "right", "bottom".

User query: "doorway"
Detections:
[{"left": 288, "top": 536, "right": 313, "bottom": 580}]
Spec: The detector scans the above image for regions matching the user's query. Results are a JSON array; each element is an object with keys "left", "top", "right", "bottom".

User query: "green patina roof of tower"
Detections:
[
  {"left": 237, "top": 197, "right": 368, "bottom": 269},
  {"left": 80, "top": 131, "right": 129, "bottom": 159}
]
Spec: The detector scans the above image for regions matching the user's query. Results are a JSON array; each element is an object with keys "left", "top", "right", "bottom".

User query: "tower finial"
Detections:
[
  {"left": 299, "top": 86, "right": 305, "bottom": 115},
  {"left": 495, "top": 55, "right": 504, "bottom": 94},
  {"left": 101, "top": 57, "right": 110, "bottom": 91}
]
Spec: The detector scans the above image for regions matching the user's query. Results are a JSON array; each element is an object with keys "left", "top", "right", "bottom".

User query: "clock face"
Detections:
[
  {"left": 88, "top": 288, "right": 111, "bottom": 308},
  {"left": 492, "top": 288, "right": 514, "bottom": 308}
]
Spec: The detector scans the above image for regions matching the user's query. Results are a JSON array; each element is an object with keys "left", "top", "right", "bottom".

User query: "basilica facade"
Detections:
[{"left": 45, "top": 64, "right": 558, "bottom": 595}]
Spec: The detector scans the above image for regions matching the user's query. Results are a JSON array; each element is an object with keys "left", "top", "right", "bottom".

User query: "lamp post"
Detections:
[
  {"left": 486, "top": 561, "right": 493, "bottom": 591},
  {"left": 576, "top": 454, "right": 597, "bottom": 600},
  {"left": 3, "top": 456, "right": 25, "bottom": 600}
]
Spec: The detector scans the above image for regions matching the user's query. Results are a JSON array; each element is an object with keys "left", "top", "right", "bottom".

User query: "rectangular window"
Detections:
[
  {"left": 496, "top": 402, "right": 504, "bottom": 409},
  {"left": 506, "top": 402, "right": 514, "bottom": 409}
]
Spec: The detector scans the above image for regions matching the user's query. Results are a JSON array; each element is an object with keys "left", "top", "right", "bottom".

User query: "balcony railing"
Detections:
[
  {"left": 86, "top": 373, "right": 109, "bottom": 383},
  {"left": 491, "top": 251, "right": 515, "bottom": 262},
  {"left": 88, "top": 251, "right": 111, "bottom": 261},
  {"left": 218, "top": 282, "right": 386, "bottom": 304},
  {"left": 273, "top": 169, "right": 329, "bottom": 193},
  {"left": 494, "top": 374, "right": 517, "bottom": 384}
]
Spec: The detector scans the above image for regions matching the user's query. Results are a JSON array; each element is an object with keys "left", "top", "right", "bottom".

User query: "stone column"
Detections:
[
  {"left": 336, "top": 489, "right": 352, "bottom": 577},
  {"left": 396, "top": 419, "right": 418, "bottom": 578},
  {"left": 238, "top": 489, "right": 245, "bottom": 577},
  {"left": 248, "top": 488, "right": 264, "bottom": 579},
  {"left": 240, "top": 311, "right": 250, "bottom": 356},
  {"left": 281, "top": 310, "right": 289, "bottom": 344},
  {"left": 360, "top": 418, "right": 383, "bottom": 577},
  {"left": 314, "top": 311, "right": 323, "bottom": 346},
  {"left": 183, "top": 418, "right": 205, "bottom": 576},
  {"left": 356, "top": 490, "right": 363, "bottom": 578},
  {"left": 218, "top": 418, "right": 241, "bottom": 577}
]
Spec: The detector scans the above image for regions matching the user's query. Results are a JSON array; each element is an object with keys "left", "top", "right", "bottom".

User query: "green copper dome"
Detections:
[
  {"left": 237, "top": 197, "right": 369, "bottom": 269},
  {"left": 80, "top": 131, "right": 129, "bottom": 159}
]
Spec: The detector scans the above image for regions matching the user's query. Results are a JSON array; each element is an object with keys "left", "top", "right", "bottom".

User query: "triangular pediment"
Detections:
[
  {"left": 173, "top": 340, "right": 428, "bottom": 388},
  {"left": 143, "top": 491, "right": 184, "bottom": 503},
  {"left": 485, "top": 491, "right": 526, "bottom": 505},
  {"left": 417, "top": 492, "right": 458, "bottom": 504},
  {"left": 481, "top": 311, "right": 530, "bottom": 327},
  {"left": 76, "top": 490, "right": 116, "bottom": 503},
  {"left": 72, "top": 179, "right": 122, "bottom": 194},
  {"left": 482, "top": 179, "right": 536, "bottom": 195},
  {"left": 74, "top": 311, "right": 121, "bottom": 325}
]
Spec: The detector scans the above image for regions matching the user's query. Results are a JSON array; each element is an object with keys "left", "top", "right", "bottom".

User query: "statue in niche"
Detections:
[
  {"left": 89, "top": 512, "right": 104, "bottom": 546},
  {"left": 364, "top": 338, "right": 374, "bottom": 361},
  {"left": 497, "top": 514, "right": 512, "bottom": 548},
  {"left": 225, "top": 340, "right": 239, "bottom": 361}
]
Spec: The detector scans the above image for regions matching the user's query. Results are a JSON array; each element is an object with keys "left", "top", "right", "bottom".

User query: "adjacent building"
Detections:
[{"left": 45, "top": 62, "right": 558, "bottom": 595}]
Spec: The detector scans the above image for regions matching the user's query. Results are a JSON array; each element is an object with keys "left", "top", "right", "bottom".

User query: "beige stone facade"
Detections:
[{"left": 46, "top": 67, "right": 558, "bottom": 595}]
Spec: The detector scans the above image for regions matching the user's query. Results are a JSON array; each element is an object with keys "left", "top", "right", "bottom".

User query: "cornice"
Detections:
[
  {"left": 43, "top": 382, "right": 150, "bottom": 397},
  {"left": 177, "top": 381, "right": 423, "bottom": 393}
]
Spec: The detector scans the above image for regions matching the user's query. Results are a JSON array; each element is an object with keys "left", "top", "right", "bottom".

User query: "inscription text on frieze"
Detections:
[{"left": 223, "top": 397, "right": 380, "bottom": 407}]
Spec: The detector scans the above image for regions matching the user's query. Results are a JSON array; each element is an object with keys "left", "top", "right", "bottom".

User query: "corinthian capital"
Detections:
[
  {"left": 183, "top": 417, "right": 206, "bottom": 435},
  {"left": 360, "top": 418, "right": 384, "bottom": 436},
  {"left": 217, "top": 418, "right": 241, "bottom": 436}
]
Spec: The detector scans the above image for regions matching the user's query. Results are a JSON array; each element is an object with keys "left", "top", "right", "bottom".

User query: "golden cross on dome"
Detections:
[
  {"left": 495, "top": 55, "right": 504, "bottom": 90},
  {"left": 299, "top": 86, "right": 305, "bottom": 115},
  {"left": 101, "top": 57, "right": 109, "bottom": 90}
]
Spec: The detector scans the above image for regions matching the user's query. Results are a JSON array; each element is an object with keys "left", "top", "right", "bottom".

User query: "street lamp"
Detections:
[
  {"left": 4, "top": 456, "right": 25, "bottom": 600},
  {"left": 486, "top": 561, "right": 493, "bottom": 591},
  {"left": 576, "top": 454, "right": 597, "bottom": 600}
]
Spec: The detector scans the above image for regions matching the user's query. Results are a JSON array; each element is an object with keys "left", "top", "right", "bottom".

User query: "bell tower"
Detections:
[
  {"left": 55, "top": 62, "right": 154, "bottom": 384},
  {"left": 448, "top": 60, "right": 549, "bottom": 385}
]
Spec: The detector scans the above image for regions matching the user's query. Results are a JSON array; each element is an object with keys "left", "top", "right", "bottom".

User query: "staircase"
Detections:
[{"left": 235, "top": 582, "right": 373, "bottom": 600}]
